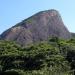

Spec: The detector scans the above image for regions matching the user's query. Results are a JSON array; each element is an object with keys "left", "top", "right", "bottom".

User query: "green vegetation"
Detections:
[
  {"left": 0, "top": 37, "right": 75, "bottom": 75},
  {"left": 26, "top": 18, "right": 34, "bottom": 24}
]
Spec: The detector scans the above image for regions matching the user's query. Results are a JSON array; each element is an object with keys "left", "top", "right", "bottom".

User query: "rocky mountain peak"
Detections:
[{"left": 0, "top": 9, "right": 71, "bottom": 46}]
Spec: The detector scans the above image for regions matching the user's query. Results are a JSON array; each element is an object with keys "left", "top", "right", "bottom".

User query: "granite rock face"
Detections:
[{"left": 0, "top": 9, "right": 71, "bottom": 46}]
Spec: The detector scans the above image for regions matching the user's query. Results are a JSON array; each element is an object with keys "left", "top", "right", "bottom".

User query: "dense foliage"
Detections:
[{"left": 0, "top": 37, "right": 75, "bottom": 75}]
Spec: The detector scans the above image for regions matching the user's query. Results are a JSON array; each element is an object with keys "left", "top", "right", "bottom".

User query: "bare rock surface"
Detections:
[{"left": 0, "top": 9, "right": 71, "bottom": 46}]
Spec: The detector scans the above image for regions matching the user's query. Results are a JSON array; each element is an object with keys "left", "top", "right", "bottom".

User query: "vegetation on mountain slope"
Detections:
[{"left": 0, "top": 37, "right": 75, "bottom": 75}]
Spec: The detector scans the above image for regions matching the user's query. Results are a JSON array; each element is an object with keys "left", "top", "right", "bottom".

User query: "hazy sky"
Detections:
[{"left": 0, "top": 0, "right": 75, "bottom": 34}]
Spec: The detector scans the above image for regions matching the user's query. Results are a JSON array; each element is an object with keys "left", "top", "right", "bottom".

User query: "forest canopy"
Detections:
[{"left": 0, "top": 37, "right": 75, "bottom": 75}]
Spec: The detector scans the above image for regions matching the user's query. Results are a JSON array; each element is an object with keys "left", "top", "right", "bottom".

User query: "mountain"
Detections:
[{"left": 0, "top": 9, "right": 71, "bottom": 46}]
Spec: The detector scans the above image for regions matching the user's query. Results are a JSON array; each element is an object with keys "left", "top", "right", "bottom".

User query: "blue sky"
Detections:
[{"left": 0, "top": 0, "right": 75, "bottom": 34}]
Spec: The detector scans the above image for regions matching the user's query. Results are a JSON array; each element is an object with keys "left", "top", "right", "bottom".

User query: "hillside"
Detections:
[
  {"left": 0, "top": 37, "right": 75, "bottom": 75},
  {"left": 0, "top": 9, "right": 71, "bottom": 46}
]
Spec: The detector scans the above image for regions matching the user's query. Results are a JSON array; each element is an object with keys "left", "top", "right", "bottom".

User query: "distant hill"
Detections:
[
  {"left": 0, "top": 9, "right": 71, "bottom": 46},
  {"left": 71, "top": 33, "right": 75, "bottom": 38}
]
